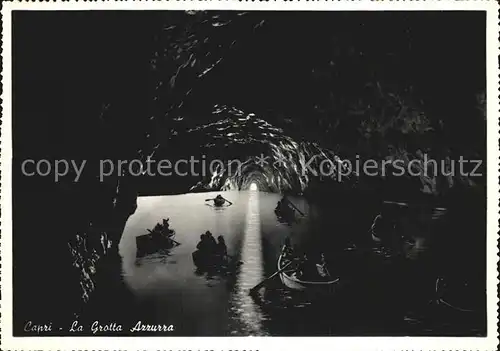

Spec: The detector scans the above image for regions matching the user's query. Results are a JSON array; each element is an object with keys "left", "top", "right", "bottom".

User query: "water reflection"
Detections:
[
  {"left": 116, "top": 191, "right": 484, "bottom": 336},
  {"left": 135, "top": 251, "right": 172, "bottom": 266},
  {"left": 229, "top": 186, "right": 268, "bottom": 335}
]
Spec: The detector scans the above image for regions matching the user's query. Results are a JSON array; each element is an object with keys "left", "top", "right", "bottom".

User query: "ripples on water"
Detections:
[
  {"left": 228, "top": 188, "right": 268, "bottom": 335},
  {"left": 117, "top": 191, "right": 484, "bottom": 336},
  {"left": 119, "top": 190, "right": 311, "bottom": 335}
]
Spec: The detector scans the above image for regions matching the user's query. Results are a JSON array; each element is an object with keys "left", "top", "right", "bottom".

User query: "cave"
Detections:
[{"left": 11, "top": 10, "right": 487, "bottom": 337}]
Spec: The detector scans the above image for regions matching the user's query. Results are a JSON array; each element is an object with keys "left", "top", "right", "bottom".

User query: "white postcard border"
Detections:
[{"left": 1, "top": 1, "right": 498, "bottom": 350}]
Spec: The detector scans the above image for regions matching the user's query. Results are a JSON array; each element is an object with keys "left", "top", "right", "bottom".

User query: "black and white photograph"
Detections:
[{"left": 1, "top": 1, "right": 499, "bottom": 350}]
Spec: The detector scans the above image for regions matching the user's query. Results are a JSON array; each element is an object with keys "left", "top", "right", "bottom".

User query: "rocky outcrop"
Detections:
[
  {"left": 183, "top": 103, "right": 482, "bottom": 202},
  {"left": 66, "top": 178, "right": 137, "bottom": 311},
  {"left": 185, "top": 105, "right": 350, "bottom": 193}
]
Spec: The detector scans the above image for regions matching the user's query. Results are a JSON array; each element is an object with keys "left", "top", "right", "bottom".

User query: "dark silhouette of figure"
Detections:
[
  {"left": 194, "top": 232, "right": 229, "bottom": 270},
  {"left": 205, "top": 231, "right": 217, "bottom": 253},
  {"left": 282, "top": 237, "right": 294, "bottom": 258},
  {"left": 161, "top": 218, "right": 175, "bottom": 237},
  {"left": 196, "top": 233, "right": 208, "bottom": 251},
  {"left": 216, "top": 235, "right": 228, "bottom": 262},
  {"left": 276, "top": 193, "right": 293, "bottom": 211},
  {"left": 196, "top": 231, "right": 216, "bottom": 253},
  {"left": 317, "top": 253, "right": 331, "bottom": 278},
  {"left": 162, "top": 218, "right": 169, "bottom": 228},
  {"left": 296, "top": 254, "right": 318, "bottom": 280},
  {"left": 153, "top": 222, "right": 163, "bottom": 233},
  {"left": 206, "top": 194, "right": 233, "bottom": 207}
]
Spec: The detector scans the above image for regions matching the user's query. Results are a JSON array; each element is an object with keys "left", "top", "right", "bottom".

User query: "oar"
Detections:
[
  {"left": 288, "top": 200, "right": 305, "bottom": 216},
  {"left": 249, "top": 260, "right": 294, "bottom": 294},
  {"left": 170, "top": 238, "right": 181, "bottom": 246},
  {"left": 147, "top": 229, "right": 181, "bottom": 246}
]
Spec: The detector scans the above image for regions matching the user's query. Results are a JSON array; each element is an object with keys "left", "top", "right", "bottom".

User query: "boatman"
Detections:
[
  {"left": 296, "top": 253, "right": 318, "bottom": 280},
  {"left": 316, "top": 253, "right": 331, "bottom": 278},
  {"left": 281, "top": 193, "right": 293, "bottom": 211},
  {"left": 282, "top": 237, "right": 294, "bottom": 259},
  {"left": 205, "top": 194, "right": 233, "bottom": 207},
  {"left": 196, "top": 231, "right": 217, "bottom": 254},
  {"left": 216, "top": 235, "right": 228, "bottom": 262}
]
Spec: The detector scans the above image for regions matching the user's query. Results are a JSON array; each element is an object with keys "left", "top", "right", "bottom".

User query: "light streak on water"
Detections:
[{"left": 229, "top": 183, "right": 268, "bottom": 335}]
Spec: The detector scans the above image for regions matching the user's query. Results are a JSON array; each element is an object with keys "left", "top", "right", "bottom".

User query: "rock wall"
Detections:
[
  {"left": 67, "top": 178, "right": 137, "bottom": 312},
  {"left": 12, "top": 174, "right": 138, "bottom": 333}
]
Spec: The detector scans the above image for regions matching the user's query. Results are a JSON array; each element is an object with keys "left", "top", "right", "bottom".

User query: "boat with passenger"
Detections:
[
  {"left": 277, "top": 247, "right": 341, "bottom": 294},
  {"left": 136, "top": 219, "right": 179, "bottom": 257}
]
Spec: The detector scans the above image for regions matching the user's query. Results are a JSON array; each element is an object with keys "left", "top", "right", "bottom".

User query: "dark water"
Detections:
[{"left": 114, "top": 189, "right": 485, "bottom": 336}]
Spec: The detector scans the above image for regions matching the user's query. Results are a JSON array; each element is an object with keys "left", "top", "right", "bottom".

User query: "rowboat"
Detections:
[
  {"left": 275, "top": 206, "right": 294, "bottom": 217},
  {"left": 275, "top": 205, "right": 296, "bottom": 224},
  {"left": 136, "top": 229, "right": 178, "bottom": 258},
  {"left": 214, "top": 198, "right": 225, "bottom": 207},
  {"left": 192, "top": 250, "right": 242, "bottom": 274},
  {"left": 435, "top": 277, "right": 480, "bottom": 313},
  {"left": 277, "top": 251, "right": 341, "bottom": 294},
  {"left": 192, "top": 250, "right": 226, "bottom": 268}
]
